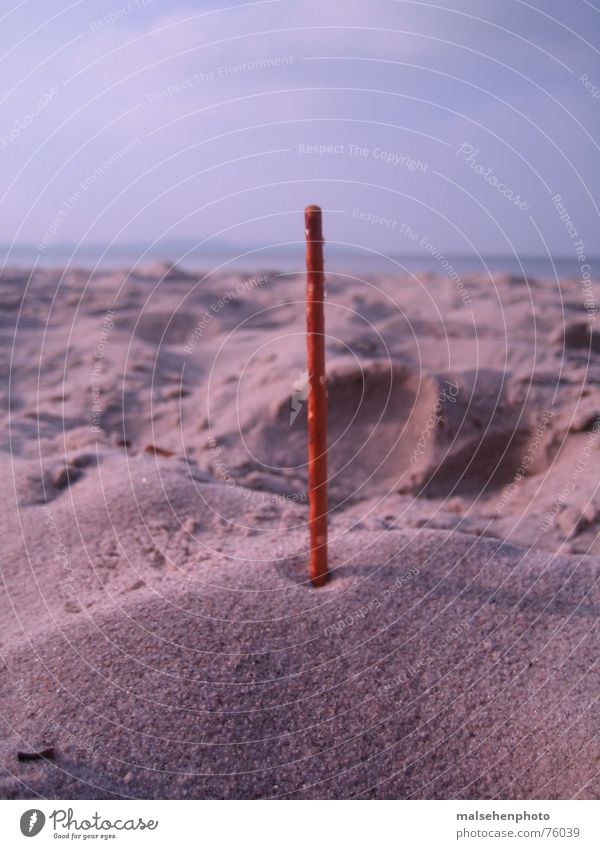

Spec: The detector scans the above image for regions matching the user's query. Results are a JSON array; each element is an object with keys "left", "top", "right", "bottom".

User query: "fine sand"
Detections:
[{"left": 0, "top": 261, "right": 599, "bottom": 798}]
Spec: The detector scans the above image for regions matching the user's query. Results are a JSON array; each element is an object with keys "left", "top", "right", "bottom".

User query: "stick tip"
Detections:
[{"left": 305, "top": 204, "right": 323, "bottom": 237}]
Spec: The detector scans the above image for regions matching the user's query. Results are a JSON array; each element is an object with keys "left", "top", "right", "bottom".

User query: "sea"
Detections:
[{"left": 1, "top": 243, "right": 595, "bottom": 281}]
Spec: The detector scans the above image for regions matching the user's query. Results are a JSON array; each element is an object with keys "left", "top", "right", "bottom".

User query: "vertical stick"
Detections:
[{"left": 305, "top": 204, "right": 328, "bottom": 587}]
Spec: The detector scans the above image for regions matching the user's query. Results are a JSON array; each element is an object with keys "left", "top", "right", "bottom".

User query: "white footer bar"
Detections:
[{"left": 1, "top": 799, "right": 598, "bottom": 847}]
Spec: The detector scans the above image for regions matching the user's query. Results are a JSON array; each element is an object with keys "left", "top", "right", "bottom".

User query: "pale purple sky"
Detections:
[{"left": 1, "top": 0, "right": 599, "bottom": 259}]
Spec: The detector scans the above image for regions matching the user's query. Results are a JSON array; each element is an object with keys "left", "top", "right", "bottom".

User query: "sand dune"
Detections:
[{"left": 0, "top": 264, "right": 599, "bottom": 798}]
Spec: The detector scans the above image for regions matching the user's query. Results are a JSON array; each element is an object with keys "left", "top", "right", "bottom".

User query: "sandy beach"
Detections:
[{"left": 0, "top": 262, "right": 598, "bottom": 799}]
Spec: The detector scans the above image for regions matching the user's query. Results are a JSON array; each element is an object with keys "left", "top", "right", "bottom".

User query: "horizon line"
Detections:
[{"left": 1, "top": 242, "right": 597, "bottom": 264}]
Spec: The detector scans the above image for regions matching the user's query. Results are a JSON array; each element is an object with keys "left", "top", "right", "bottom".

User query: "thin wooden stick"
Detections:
[{"left": 305, "top": 205, "right": 328, "bottom": 587}]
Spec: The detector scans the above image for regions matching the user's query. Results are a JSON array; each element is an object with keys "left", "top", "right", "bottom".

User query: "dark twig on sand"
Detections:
[
  {"left": 305, "top": 205, "right": 328, "bottom": 587},
  {"left": 17, "top": 746, "right": 55, "bottom": 762}
]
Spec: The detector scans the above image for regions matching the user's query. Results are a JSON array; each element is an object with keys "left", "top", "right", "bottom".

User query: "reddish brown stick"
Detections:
[{"left": 305, "top": 205, "right": 328, "bottom": 586}]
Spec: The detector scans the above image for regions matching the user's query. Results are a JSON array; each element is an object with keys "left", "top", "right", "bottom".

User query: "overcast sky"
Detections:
[{"left": 1, "top": 0, "right": 599, "bottom": 261}]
